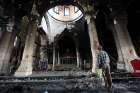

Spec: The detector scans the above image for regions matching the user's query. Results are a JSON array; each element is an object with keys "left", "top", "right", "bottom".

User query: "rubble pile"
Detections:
[{"left": 0, "top": 72, "right": 140, "bottom": 93}]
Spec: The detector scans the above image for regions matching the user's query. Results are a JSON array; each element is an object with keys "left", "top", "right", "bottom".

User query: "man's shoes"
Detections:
[{"left": 108, "top": 86, "right": 113, "bottom": 93}]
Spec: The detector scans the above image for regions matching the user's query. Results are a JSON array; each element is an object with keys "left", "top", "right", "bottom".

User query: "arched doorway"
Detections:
[
  {"left": 58, "top": 35, "right": 76, "bottom": 64},
  {"left": 53, "top": 31, "right": 78, "bottom": 71}
]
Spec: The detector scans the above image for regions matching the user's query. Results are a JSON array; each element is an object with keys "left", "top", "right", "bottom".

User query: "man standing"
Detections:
[{"left": 97, "top": 45, "right": 112, "bottom": 92}]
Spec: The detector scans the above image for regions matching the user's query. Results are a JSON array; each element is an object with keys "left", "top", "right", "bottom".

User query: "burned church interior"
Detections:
[{"left": 0, "top": 0, "right": 140, "bottom": 93}]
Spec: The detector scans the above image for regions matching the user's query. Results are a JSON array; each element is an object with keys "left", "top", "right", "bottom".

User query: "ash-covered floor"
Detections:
[{"left": 0, "top": 76, "right": 140, "bottom": 93}]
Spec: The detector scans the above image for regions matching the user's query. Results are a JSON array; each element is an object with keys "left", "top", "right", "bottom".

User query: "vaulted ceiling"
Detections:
[{"left": 0, "top": 0, "right": 139, "bottom": 18}]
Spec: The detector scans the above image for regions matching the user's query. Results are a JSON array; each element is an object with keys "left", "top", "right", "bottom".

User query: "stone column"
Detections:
[
  {"left": 76, "top": 47, "right": 80, "bottom": 68},
  {"left": 39, "top": 34, "right": 48, "bottom": 71},
  {"left": 55, "top": 50, "right": 58, "bottom": 65},
  {"left": 113, "top": 16, "right": 138, "bottom": 72},
  {"left": 0, "top": 17, "right": 15, "bottom": 75},
  {"left": 85, "top": 15, "right": 99, "bottom": 73},
  {"left": 57, "top": 51, "right": 60, "bottom": 65},
  {"left": 15, "top": 18, "right": 37, "bottom": 76},
  {"left": 107, "top": 20, "right": 124, "bottom": 70},
  {"left": 75, "top": 40, "right": 80, "bottom": 68},
  {"left": 0, "top": 31, "right": 16, "bottom": 75},
  {"left": 52, "top": 43, "right": 56, "bottom": 71}
]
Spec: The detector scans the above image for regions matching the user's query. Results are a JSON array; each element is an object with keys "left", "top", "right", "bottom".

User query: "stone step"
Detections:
[
  {"left": 47, "top": 64, "right": 82, "bottom": 71},
  {"left": 1, "top": 78, "right": 140, "bottom": 93},
  {"left": 0, "top": 76, "right": 108, "bottom": 93}
]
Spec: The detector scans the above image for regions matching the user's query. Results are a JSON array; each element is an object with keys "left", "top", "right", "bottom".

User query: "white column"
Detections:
[
  {"left": 76, "top": 46, "right": 80, "bottom": 68},
  {"left": 15, "top": 19, "right": 37, "bottom": 76},
  {"left": 114, "top": 16, "right": 139, "bottom": 72},
  {"left": 85, "top": 15, "right": 99, "bottom": 73},
  {"left": 108, "top": 22, "right": 125, "bottom": 70},
  {"left": 52, "top": 44, "right": 56, "bottom": 71},
  {"left": 0, "top": 31, "right": 15, "bottom": 75}
]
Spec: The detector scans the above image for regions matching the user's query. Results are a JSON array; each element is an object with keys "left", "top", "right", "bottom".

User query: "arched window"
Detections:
[
  {"left": 74, "top": 6, "right": 79, "bottom": 13},
  {"left": 53, "top": 6, "right": 59, "bottom": 14},
  {"left": 64, "top": 6, "right": 70, "bottom": 16}
]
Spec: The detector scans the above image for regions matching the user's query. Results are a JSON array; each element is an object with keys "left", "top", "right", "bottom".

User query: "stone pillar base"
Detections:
[
  {"left": 15, "top": 71, "right": 32, "bottom": 77},
  {"left": 117, "top": 62, "right": 125, "bottom": 71},
  {"left": 14, "top": 61, "right": 33, "bottom": 77},
  {"left": 0, "top": 71, "right": 9, "bottom": 76}
]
